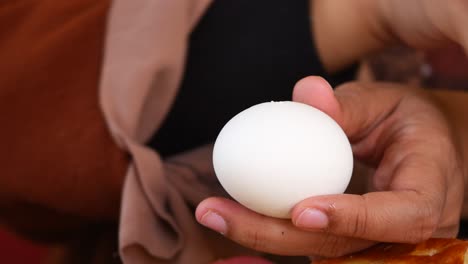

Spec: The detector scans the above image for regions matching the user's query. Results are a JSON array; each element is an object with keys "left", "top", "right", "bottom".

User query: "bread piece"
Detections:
[{"left": 315, "top": 238, "right": 468, "bottom": 264}]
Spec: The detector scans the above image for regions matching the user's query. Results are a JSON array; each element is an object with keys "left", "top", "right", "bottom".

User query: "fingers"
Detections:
[
  {"left": 289, "top": 134, "right": 448, "bottom": 243},
  {"left": 291, "top": 192, "right": 440, "bottom": 244},
  {"left": 293, "top": 77, "right": 405, "bottom": 143},
  {"left": 196, "top": 197, "right": 374, "bottom": 257},
  {"left": 292, "top": 77, "right": 456, "bottom": 243}
]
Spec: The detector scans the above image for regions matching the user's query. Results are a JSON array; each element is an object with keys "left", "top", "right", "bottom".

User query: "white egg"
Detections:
[{"left": 213, "top": 101, "right": 353, "bottom": 219}]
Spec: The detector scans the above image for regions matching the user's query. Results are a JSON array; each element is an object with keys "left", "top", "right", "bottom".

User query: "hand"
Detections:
[
  {"left": 313, "top": 0, "right": 468, "bottom": 73},
  {"left": 195, "top": 76, "right": 465, "bottom": 258},
  {"left": 375, "top": 0, "right": 468, "bottom": 51}
]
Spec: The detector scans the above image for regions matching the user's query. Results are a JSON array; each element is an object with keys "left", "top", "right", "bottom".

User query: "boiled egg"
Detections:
[{"left": 213, "top": 101, "right": 353, "bottom": 218}]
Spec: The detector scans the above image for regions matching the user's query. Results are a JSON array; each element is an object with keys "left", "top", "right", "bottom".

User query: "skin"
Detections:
[
  {"left": 433, "top": 90, "right": 468, "bottom": 218},
  {"left": 197, "top": 0, "right": 468, "bottom": 259},
  {"left": 312, "top": 0, "right": 468, "bottom": 74},
  {"left": 197, "top": 78, "right": 465, "bottom": 257}
]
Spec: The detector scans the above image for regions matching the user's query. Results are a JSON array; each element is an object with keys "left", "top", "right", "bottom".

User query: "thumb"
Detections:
[
  {"left": 292, "top": 76, "right": 404, "bottom": 143},
  {"left": 292, "top": 76, "right": 341, "bottom": 123}
]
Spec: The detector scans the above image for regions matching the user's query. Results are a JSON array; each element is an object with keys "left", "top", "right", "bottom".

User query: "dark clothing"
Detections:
[{"left": 150, "top": 0, "right": 356, "bottom": 156}]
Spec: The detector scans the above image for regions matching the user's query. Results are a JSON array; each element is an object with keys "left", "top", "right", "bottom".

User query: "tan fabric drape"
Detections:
[{"left": 100, "top": 0, "right": 252, "bottom": 263}]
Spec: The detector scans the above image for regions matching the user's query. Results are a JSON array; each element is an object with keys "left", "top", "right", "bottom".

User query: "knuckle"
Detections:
[
  {"left": 407, "top": 226, "right": 435, "bottom": 244},
  {"left": 242, "top": 229, "right": 267, "bottom": 251},
  {"left": 418, "top": 223, "right": 437, "bottom": 243},
  {"left": 344, "top": 195, "right": 369, "bottom": 238},
  {"left": 407, "top": 198, "right": 439, "bottom": 243},
  {"left": 316, "top": 234, "right": 344, "bottom": 258}
]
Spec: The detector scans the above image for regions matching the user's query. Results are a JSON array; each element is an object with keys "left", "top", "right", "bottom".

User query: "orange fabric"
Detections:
[
  {"left": 0, "top": 227, "right": 47, "bottom": 264},
  {"left": 0, "top": 0, "right": 128, "bottom": 235}
]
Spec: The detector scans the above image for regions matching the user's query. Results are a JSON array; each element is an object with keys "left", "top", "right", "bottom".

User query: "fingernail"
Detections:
[
  {"left": 199, "top": 210, "right": 227, "bottom": 234},
  {"left": 295, "top": 208, "right": 329, "bottom": 229}
]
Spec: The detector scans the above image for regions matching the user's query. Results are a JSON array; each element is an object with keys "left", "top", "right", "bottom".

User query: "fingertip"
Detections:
[
  {"left": 292, "top": 76, "right": 341, "bottom": 121},
  {"left": 195, "top": 198, "right": 232, "bottom": 234},
  {"left": 293, "top": 208, "right": 329, "bottom": 230},
  {"left": 290, "top": 204, "right": 307, "bottom": 223},
  {"left": 292, "top": 76, "right": 333, "bottom": 102},
  {"left": 196, "top": 197, "right": 241, "bottom": 222},
  {"left": 290, "top": 195, "right": 347, "bottom": 228},
  {"left": 195, "top": 197, "right": 221, "bottom": 221},
  {"left": 290, "top": 197, "right": 331, "bottom": 230}
]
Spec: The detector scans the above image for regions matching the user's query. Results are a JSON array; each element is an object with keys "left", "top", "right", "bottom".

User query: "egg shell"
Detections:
[{"left": 213, "top": 101, "right": 353, "bottom": 218}]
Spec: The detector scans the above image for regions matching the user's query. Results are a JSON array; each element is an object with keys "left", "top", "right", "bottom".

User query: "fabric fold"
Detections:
[{"left": 98, "top": 0, "right": 252, "bottom": 263}]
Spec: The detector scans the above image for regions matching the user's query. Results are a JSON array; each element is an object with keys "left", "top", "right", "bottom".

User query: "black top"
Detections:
[{"left": 149, "top": 0, "right": 356, "bottom": 156}]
